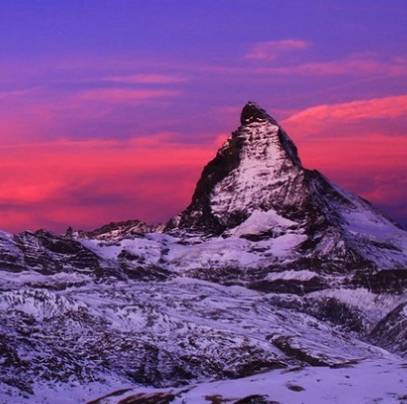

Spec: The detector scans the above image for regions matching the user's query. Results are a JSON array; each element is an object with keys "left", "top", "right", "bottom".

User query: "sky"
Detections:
[{"left": 1, "top": 0, "right": 407, "bottom": 234}]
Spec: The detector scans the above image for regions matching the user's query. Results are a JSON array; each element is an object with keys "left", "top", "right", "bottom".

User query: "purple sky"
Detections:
[{"left": 1, "top": 1, "right": 407, "bottom": 233}]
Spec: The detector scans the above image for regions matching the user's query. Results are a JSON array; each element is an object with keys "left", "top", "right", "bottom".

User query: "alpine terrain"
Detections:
[{"left": 1, "top": 102, "right": 407, "bottom": 404}]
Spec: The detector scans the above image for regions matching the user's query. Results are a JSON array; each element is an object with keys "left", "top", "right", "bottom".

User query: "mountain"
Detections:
[
  {"left": 176, "top": 101, "right": 407, "bottom": 271},
  {"left": 0, "top": 102, "right": 406, "bottom": 404}
]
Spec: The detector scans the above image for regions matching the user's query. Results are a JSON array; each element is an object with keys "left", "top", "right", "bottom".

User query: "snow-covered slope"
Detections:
[
  {"left": 86, "top": 358, "right": 407, "bottom": 404},
  {"left": 1, "top": 102, "right": 407, "bottom": 404},
  {"left": 1, "top": 270, "right": 405, "bottom": 404}
]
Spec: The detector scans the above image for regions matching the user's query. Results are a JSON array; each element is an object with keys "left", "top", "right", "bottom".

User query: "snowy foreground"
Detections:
[
  {"left": 1, "top": 269, "right": 407, "bottom": 404},
  {"left": 89, "top": 359, "right": 407, "bottom": 404},
  {"left": 3, "top": 358, "right": 407, "bottom": 404}
]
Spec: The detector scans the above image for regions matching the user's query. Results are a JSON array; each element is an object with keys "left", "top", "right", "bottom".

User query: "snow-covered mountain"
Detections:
[
  {"left": 175, "top": 102, "right": 407, "bottom": 270},
  {"left": 1, "top": 102, "right": 407, "bottom": 404}
]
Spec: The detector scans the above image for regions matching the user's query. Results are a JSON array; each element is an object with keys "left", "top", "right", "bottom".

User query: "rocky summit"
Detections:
[{"left": 1, "top": 102, "right": 407, "bottom": 404}]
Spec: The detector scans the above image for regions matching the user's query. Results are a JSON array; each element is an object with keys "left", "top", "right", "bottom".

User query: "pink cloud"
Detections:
[
  {"left": 288, "top": 54, "right": 407, "bottom": 76},
  {"left": 282, "top": 94, "right": 407, "bottom": 135},
  {"left": 77, "top": 88, "right": 180, "bottom": 103},
  {"left": 191, "top": 53, "right": 407, "bottom": 80},
  {"left": 0, "top": 87, "right": 42, "bottom": 101},
  {"left": 246, "top": 39, "right": 311, "bottom": 60},
  {"left": 0, "top": 84, "right": 183, "bottom": 146},
  {"left": 102, "top": 74, "right": 187, "bottom": 84}
]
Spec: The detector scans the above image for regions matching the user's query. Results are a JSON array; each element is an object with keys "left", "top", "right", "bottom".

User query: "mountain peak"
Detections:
[
  {"left": 238, "top": 101, "right": 301, "bottom": 166},
  {"left": 176, "top": 102, "right": 304, "bottom": 233},
  {"left": 240, "top": 101, "right": 279, "bottom": 126}
]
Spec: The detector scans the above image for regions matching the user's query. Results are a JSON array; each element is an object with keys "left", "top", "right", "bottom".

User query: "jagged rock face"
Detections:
[
  {"left": 0, "top": 229, "right": 171, "bottom": 282},
  {"left": 0, "top": 229, "right": 102, "bottom": 275},
  {"left": 179, "top": 102, "right": 306, "bottom": 232},
  {"left": 368, "top": 301, "right": 407, "bottom": 356},
  {"left": 176, "top": 102, "right": 349, "bottom": 236},
  {"left": 65, "top": 219, "right": 154, "bottom": 241}
]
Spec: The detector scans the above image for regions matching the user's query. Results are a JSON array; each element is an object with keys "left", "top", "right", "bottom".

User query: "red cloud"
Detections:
[{"left": 0, "top": 136, "right": 218, "bottom": 233}]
